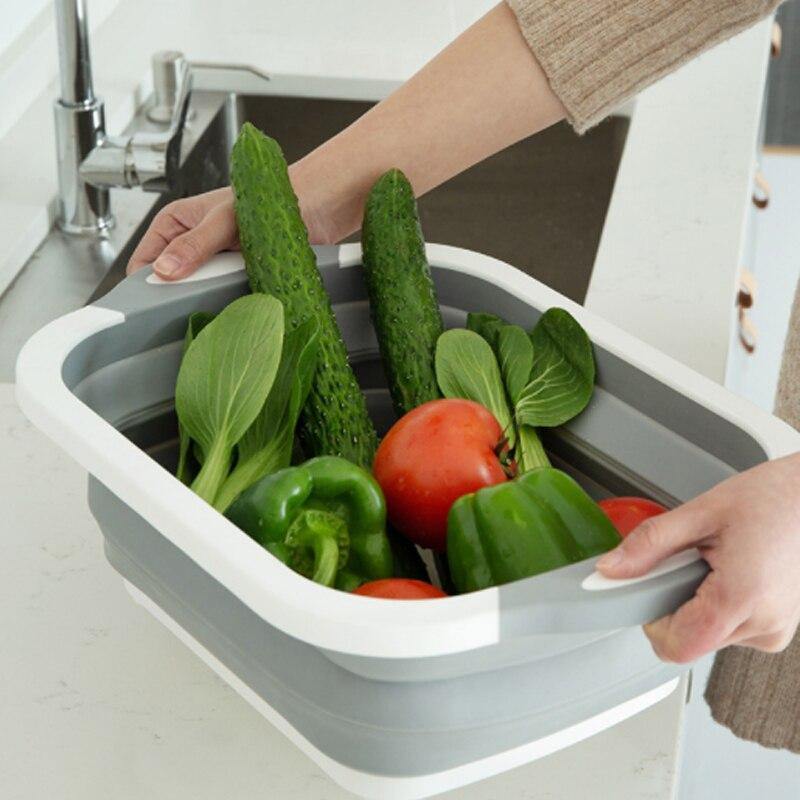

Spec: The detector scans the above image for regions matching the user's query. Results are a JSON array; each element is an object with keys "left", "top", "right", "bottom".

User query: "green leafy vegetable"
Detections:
[
  {"left": 497, "top": 325, "right": 533, "bottom": 405},
  {"left": 516, "top": 308, "right": 595, "bottom": 428},
  {"left": 515, "top": 424, "right": 550, "bottom": 473},
  {"left": 466, "top": 312, "right": 507, "bottom": 349},
  {"left": 176, "top": 311, "right": 216, "bottom": 485},
  {"left": 456, "top": 307, "right": 597, "bottom": 474},
  {"left": 175, "top": 294, "right": 284, "bottom": 508},
  {"left": 435, "top": 328, "right": 514, "bottom": 442},
  {"left": 467, "top": 313, "right": 535, "bottom": 405},
  {"left": 213, "top": 319, "right": 320, "bottom": 511}
]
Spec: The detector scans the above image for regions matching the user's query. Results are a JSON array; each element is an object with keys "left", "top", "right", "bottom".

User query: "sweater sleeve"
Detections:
[{"left": 506, "top": 0, "right": 780, "bottom": 133}]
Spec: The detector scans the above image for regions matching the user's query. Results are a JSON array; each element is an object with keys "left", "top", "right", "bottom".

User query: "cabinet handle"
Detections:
[
  {"left": 737, "top": 269, "right": 758, "bottom": 353},
  {"left": 772, "top": 22, "right": 782, "bottom": 59},
  {"left": 737, "top": 269, "right": 757, "bottom": 309},
  {"left": 752, "top": 170, "right": 770, "bottom": 210},
  {"left": 738, "top": 310, "right": 758, "bottom": 354}
]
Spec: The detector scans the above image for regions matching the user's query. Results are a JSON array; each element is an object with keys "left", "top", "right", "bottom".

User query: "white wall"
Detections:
[
  {"left": 0, "top": 0, "right": 50, "bottom": 55},
  {"left": 0, "top": 0, "right": 121, "bottom": 141},
  {"left": 0, "top": 0, "right": 494, "bottom": 142}
]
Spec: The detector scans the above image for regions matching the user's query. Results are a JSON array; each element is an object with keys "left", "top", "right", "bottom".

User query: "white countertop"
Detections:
[{"left": 0, "top": 2, "right": 775, "bottom": 798}]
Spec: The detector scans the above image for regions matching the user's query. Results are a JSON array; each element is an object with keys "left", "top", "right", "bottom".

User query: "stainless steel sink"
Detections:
[{"left": 0, "top": 72, "right": 629, "bottom": 380}]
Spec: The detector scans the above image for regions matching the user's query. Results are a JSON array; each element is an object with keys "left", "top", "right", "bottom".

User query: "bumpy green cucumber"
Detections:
[
  {"left": 230, "top": 123, "right": 378, "bottom": 467},
  {"left": 361, "top": 169, "right": 444, "bottom": 416}
]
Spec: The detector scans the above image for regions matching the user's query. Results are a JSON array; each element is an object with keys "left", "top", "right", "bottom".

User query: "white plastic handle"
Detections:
[
  {"left": 145, "top": 252, "right": 246, "bottom": 285},
  {"left": 581, "top": 548, "right": 703, "bottom": 591}
]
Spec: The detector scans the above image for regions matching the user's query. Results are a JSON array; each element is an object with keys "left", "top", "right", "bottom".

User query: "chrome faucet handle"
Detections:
[
  {"left": 80, "top": 52, "right": 194, "bottom": 192},
  {"left": 148, "top": 51, "right": 193, "bottom": 124},
  {"left": 129, "top": 55, "right": 193, "bottom": 191}
]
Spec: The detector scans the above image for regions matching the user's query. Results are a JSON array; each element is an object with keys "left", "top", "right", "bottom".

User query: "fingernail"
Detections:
[
  {"left": 597, "top": 549, "right": 624, "bottom": 571},
  {"left": 154, "top": 255, "right": 181, "bottom": 276}
]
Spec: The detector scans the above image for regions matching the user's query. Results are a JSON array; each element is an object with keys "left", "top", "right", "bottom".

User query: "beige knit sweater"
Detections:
[
  {"left": 508, "top": 0, "right": 781, "bottom": 133},
  {"left": 506, "top": 0, "right": 796, "bottom": 753}
]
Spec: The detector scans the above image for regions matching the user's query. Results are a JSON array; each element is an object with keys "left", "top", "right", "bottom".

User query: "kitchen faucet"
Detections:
[{"left": 53, "top": 0, "right": 192, "bottom": 234}]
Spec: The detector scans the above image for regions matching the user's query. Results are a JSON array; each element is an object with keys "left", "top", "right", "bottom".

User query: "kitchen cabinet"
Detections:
[{"left": 724, "top": 35, "right": 800, "bottom": 414}]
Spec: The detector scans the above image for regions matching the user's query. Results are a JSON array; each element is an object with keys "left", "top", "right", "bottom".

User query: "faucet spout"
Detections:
[
  {"left": 53, "top": 0, "right": 113, "bottom": 234},
  {"left": 55, "top": 0, "right": 95, "bottom": 105},
  {"left": 54, "top": 1, "right": 195, "bottom": 235}
]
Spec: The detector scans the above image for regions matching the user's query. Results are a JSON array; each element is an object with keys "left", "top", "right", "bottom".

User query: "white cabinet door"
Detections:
[{"left": 725, "top": 154, "right": 800, "bottom": 412}]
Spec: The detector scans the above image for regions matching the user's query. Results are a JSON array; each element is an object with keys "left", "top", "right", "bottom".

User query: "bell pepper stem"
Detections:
[
  {"left": 285, "top": 509, "right": 348, "bottom": 588},
  {"left": 309, "top": 535, "right": 340, "bottom": 586}
]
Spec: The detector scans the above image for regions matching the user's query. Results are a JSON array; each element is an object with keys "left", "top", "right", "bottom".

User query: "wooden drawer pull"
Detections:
[
  {"left": 738, "top": 308, "right": 758, "bottom": 354},
  {"left": 752, "top": 170, "right": 770, "bottom": 210},
  {"left": 737, "top": 269, "right": 758, "bottom": 353},
  {"left": 772, "top": 21, "right": 782, "bottom": 59},
  {"left": 737, "top": 269, "right": 757, "bottom": 309}
]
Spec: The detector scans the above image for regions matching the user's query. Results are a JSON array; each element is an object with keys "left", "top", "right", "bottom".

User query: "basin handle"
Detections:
[
  {"left": 92, "top": 249, "right": 341, "bottom": 315},
  {"left": 496, "top": 549, "right": 709, "bottom": 639}
]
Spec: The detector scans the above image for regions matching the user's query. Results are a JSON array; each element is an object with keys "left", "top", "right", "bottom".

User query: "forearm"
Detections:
[{"left": 290, "top": 2, "right": 564, "bottom": 243}]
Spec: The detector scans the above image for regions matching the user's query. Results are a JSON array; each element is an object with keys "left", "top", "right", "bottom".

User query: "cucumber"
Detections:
[
  {"left": 231, "top": 123, "right": 378, "bottom": 467},
  {"left": 361, "top": 169, "right": 444, "bottom": 417}
]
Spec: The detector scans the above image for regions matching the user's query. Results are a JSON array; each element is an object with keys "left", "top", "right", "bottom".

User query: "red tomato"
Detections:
[
  {"left": 373, "top": 399, "right": 509, "bottom": 552},
  {"left": 354, "top": 579, "right": 447, "bottom": 599},
  {"left": 598, "top": 497, "right": 667, "bottom": 537}
]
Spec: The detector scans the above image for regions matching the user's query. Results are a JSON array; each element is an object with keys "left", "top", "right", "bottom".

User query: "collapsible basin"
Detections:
[{"left": 16, "top": 244, "right": 800, "bottom": 799}]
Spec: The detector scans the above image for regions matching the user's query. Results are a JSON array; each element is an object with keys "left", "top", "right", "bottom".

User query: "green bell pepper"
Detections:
[
  {"left": 226, "top": 455, "right": 394, "bottom": 591},
  {"left": 447, "top": 467, "right": 621, "bottom": 593}
]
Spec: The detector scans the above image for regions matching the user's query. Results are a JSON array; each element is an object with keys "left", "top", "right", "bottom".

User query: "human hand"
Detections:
[
  {"left": 126, "top": 187, "right": 239, "bottom": 280},
  {"left": 126, "top": 170, "right": 331, "bottom": 280},
  {"left": 597, "top": 454, "right": 800, "bottom": 663}
]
